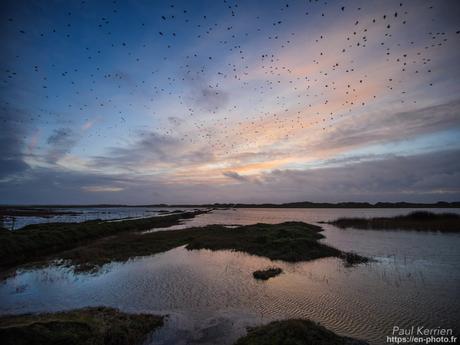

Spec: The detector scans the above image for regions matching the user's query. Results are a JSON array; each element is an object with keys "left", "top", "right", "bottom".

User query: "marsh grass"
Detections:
[
  {"left": 328, "top": 211, "right": 460, "bottom": 232},
  {"left": 0, "top": 211, "right": 205, "bottom": 270},
  {"left": 0, "top": 306, "right": 163, "bottom": 345},
  {"left": 57, "top": 221, "right": 368, "bottom": 272},
  {"left": 253, "top": 267, "right": 283, "bottom": 280}
]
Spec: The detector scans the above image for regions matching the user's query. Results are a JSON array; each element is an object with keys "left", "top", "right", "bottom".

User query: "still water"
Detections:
[
  {"left": 1, "top": 208, "right": 459, "bottom": 345},
  {"left": 1, "top": 207, "right": 198, "bottom": 230}
]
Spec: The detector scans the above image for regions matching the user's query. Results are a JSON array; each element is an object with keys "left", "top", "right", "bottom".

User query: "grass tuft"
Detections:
[{"left": 253, "top": 267, "right": 283, "bottom": 280}]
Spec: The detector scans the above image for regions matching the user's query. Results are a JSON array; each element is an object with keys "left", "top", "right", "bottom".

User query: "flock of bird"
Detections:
[{"left": 1, "top": 0, "right": 459, "bottom": 160}]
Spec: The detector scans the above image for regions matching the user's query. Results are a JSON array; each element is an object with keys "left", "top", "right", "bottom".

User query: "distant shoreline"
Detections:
[
  {"left": 1, "top": 201, "right": 459, "bottom": 209},
  {"left": 326, "top": 211, "right": 460, "bottom": 232}
]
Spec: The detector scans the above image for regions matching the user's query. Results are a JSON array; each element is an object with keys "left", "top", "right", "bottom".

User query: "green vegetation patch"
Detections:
[
  {"left": 234, "top": 319, "right": 368, "bottom": 345},
  {"left": 0, "top": 306, "right": 163, "bottom": 345}
]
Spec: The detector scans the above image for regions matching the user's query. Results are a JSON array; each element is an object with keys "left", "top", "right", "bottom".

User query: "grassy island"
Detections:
[
  {"left": 328, "top": 211, "right": 460, "bottom": 232},
  {"left": 1, "top": 217, "right": 369, "bottom": 273},
  {"left": 53, "top": 221, "right": 368, "bottom": 271},
  {"left": 234, "top": 319, "right": 368, "bottom": 345}
]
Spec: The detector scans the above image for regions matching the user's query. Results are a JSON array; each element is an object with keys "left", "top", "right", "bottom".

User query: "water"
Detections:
[
  {"left": 1, "top": 207, "right": 200, "bottom": 230},
  {"left": 1, "top": 208, "right": 459, "bottom": 345}
]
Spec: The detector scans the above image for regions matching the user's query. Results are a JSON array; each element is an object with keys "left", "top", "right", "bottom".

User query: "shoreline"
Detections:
[
  {"left": 0, "top": 307, "right": 163, "bottom": 345},
  {"left": 327, "top": 211, "right": 460, "bottom": 232},
  {"left": 0, "top": 210, "right": 208, "bottom": 271},
  {"left": 1, "top": 219, "right": 369, "bottom": 275}
]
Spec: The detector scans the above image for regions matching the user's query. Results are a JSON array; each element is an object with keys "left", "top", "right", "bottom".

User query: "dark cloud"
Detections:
[
  {"left": 197, "top": 87, "right": 229, "bottom": 112},
  {"left": 317, "top": 100, "right": 460, "bottom": 152},
  {"left": 167, "top": 116, "right": 185, "bottom": 126},
  {"left": 0, "top": 105, "right": 29, "bottom": 179},
  {"left": 0, "top": 167, "right": 129, "bottom": 204},
  {"left": 223, "top": 171, "right": 250, "bottom": 182},
  {"left": 90, "top": 132, "right": 176, "bottom": 169},
  {"left": 4, "top": 149, "right": 458, "bottom": 204},
  {"left": 90, "top": 131, "right": 214, "bottom": 171},
  {"left": 260, "top": 149, "right": 460, "bottom": 202},
  {"left": 183, "top": 71, "right": 229, "bottom": 112},
  {"left": 45, "top": 127, "right": 78, "bottom": 163},
  {"left": 223, "top": 171, "right": 261, "bottom": 184}
]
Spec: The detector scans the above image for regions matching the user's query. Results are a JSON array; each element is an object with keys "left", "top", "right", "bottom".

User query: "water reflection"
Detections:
[
  {"left": 155, "top": 207, "right": 460, "bottom": 231},
  {"left": 1, "top": 207, "right": 199, "bottom": 230}
]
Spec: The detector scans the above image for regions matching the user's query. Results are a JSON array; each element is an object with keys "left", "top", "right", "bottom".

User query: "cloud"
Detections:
[
  {"left": 0, "top": 106, "right": 29, "bottom": 179},
  {"left": 197, "top": 87, "right": 229, "bottom": 111},
  {"left": 167, "top": 116, "right": 185, "bottom": 126},
  {"left": 82, "top": 117, "right": 99, "bottom": 130},
  {"left": 223, "top": 170, "right": 262, "bottom": 185},
  {"left": 319, "top": 100, "right": 460, "bottom": 152},
  {"left": 82, "top": 186, "right": 124, "bottom": 192},
  {"left": 183, "top": 71, "right": 229, "bottom": 112},
  {"left": 1, "top": 1, "right": 460, "bottom": 204},
  {"left": 3, "top": 149, "right": 458, "bottom": 204},
  {"left": 89, "top": 130, "right": 215, "bottom": 173},
  {"left": 45, "top": 128, "right": 78, "bottom": 163},
  {"left": 223, "top": 171, "right": 249, "bottom": 182},
  {"left": 259, "top": 149, "right": 460, "bottom": 202}
]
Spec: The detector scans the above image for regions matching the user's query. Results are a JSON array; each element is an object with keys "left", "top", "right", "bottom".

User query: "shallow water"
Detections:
[
  {"left": 1, "top": 208, "right": 459, "bottom": 345},
  {"left": 1, "top": 207, "right": 199, "bottom": 230}
]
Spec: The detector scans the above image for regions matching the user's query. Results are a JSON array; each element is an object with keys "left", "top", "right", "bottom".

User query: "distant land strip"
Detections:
[
  {"left": 327, "top": 211, "right": 460, "bottom": 232},
  {"left": 1, "top": 201, "right": 459, "bottom": 209}
]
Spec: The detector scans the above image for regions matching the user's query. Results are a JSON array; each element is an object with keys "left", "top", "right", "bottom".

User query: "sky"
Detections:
[{"left": 1, "top": 0, "right": 460, "bottom": 205}]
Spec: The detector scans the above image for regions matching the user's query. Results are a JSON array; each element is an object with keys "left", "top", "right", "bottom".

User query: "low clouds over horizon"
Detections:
[{"left": 2, "top": 148, "right": 459, "bottom": 204}]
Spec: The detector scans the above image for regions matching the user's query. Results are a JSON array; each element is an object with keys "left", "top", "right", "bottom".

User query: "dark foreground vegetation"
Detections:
[
  {"left": 54, "top": 221, "right": 368, "bottom": 271},
  {"left": 0, "top": 307, "right": 163, "bottom": 345},
  {"left": 253, "top": 267, "right": 283, "bottom": 280},
  {"left": 0, "top": 310, "right": 369, "bottom": 345},
  {"left": 234, "top": 319, "right": 368, "bottom": 345},
  {"left": 0, "top": 210, "right": 206, "bottom": 270},
  {"left": 328, "top": 211, "right": 460, "bottom": 232}
]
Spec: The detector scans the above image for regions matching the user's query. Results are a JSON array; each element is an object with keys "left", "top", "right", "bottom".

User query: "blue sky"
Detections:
[{"left": 1, "top": 0, "right": 460, "bottom": 204}]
